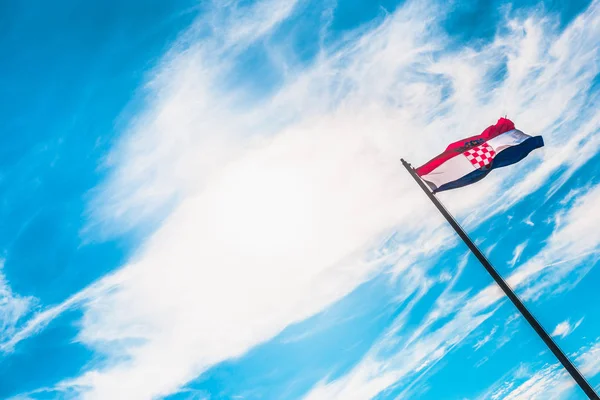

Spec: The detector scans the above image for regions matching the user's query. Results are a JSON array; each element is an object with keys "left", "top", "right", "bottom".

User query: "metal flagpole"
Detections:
[{"left": 401, "top": 158, "right": 599, "bottom": 400}]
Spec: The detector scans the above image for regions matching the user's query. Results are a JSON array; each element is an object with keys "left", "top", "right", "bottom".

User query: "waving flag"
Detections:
[
  {"left": 401, "top": 118, "right": 595, "bottom": 397},
  {"left": 416, "top": 118, "right": 544, "bottom": 192}
]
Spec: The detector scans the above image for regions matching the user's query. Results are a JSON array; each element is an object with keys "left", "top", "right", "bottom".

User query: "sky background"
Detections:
[{"left": 1, "top": 0, "right": 600, "bottom": 399}]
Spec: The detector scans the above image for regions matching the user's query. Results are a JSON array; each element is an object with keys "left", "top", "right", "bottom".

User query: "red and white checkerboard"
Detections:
[{"left": 464, "top": 142, "right": 496, "bottom": 169}]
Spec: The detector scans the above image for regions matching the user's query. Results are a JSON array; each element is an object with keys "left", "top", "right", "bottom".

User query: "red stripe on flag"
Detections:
[{"left": 416, "top": 118, "right": 515, "bottom": 176}]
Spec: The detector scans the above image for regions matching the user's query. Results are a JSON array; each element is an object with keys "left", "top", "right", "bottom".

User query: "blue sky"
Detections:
[{"left": 1, "top": 0, "right": 599, "bottom": 399}]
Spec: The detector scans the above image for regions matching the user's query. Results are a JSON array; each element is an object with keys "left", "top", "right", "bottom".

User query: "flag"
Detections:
[{"left": 416, "top": 118, "right": 544, "bottom": 193}]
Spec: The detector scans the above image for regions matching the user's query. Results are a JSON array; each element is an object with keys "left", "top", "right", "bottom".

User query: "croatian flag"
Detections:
[{"left": 417, "top": 118, "right": 544, "bottom": 193}]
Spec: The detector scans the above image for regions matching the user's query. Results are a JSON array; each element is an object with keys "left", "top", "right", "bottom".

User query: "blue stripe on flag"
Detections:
[{"left": 434, "top": 136, "right": 544, "bottom": 193}]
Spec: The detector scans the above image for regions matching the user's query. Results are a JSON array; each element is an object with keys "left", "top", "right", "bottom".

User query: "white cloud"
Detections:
[
  {"left": 62, "top": 2, "right": 449, "bottom": 398},
  {"left": 438, "top": 270, "right": 452, "bottom": 283},
  {"left": 507, "top": 183, "right": 600, "bottom": 301},
  {"left": 6, "top": 0, "right": 600, "bottom": 398},
  {"left": 0, "top": 274, "right": 119, "bottom": 353},
  {"left": 508, "top": 241, "right": 528, "bottom": 268},
  {"left": 302, "top": 1, "right": 600, "bottom": 397},
  {"left": 495, "top": 313, "right": 522, "bottom": 350},
  {"left": 486, "top": 242, "right": 499, "bottom": 256},
  {"left": 551, "top": 318, "right": 584, "bottom": 339},
  {"left": 304, "top": 281, "right": 503, "bottom": 400},
  {"left": 559, "top": 185, "right": 589, "bottom": 205},
  {"left": 0, "top": 261, "right": 32, "bottom": 347},
  {"left": 220, "top": 0, "right": 300, "bottom": 45},
  {"left": 474, "top": 325, "right": 499, "bottom": 351},
  {"left": 481, "top": 338, "right": 600, "bottom": 400},
  {"left": 302, "top": 181, "right": 600, "bottom": 399},
  {"left": 304, "top": 245, "right": 511, "bottom": 400}
]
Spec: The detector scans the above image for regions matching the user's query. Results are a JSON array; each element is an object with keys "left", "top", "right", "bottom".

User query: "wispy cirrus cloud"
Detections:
[
  {"left": 308, "top": 181, "right": 600, "bottom": 399},
  {"left": 304, "top": 275, "right": 503, "bottom": 399},
  {"left": 474, "top": 325, "right": 499, "bottom": 351},
  {"left": 0, "top": 262, "right": 32, "bottom": 347},
  {"left": 508, "top": 182, "right": 600, "bottom": 301},
  {"left": 0, "top": 275, "right": 119, "bottom": 353},
  {"left": 508, "top": 241, "right": 528, "bottom": 268},
  {"left": 302, "top": 1, "right": 600, "bottom": 398},
  {"left": 4, "top": 0, "right": 600, "bottom": 398},
  {"left": 480, "top": 337, "right": 600, "bottom": 400},
  {"left": 551, "top": 318, "right": 584, "bottom": 339}
]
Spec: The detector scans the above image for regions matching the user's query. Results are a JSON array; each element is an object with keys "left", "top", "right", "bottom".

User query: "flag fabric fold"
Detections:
[{"left": 416, "top": 118, "right": 544, "bottom": 193}]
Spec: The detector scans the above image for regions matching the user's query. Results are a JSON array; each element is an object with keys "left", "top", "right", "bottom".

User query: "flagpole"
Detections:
[{"left": 401, "top": 158, "right": 599, "bottom": 400}]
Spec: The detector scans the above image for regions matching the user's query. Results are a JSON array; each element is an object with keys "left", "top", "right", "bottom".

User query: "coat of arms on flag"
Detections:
[{"left": 416, "top": 118, "right": 544, "bottom": 192}]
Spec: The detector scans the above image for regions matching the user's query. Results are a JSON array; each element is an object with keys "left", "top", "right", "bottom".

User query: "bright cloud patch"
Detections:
[
  {"left": 551, "top": 318, "right": 584, "bottom": 339},
  {"left": 508, "top": 241, "right": 528, "bottom": 268}
]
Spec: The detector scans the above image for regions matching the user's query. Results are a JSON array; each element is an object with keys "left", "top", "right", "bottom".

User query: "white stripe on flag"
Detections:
[
  {"left": 487, "top": 129, "right": 530, "bottom": 153},
  {"left": 420, "top": 153, "right": 476, "bottom": 189}
]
